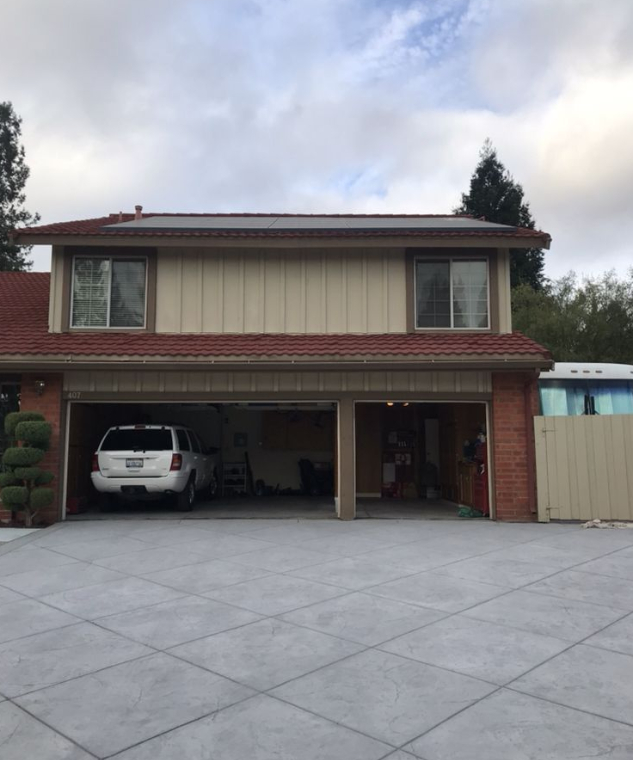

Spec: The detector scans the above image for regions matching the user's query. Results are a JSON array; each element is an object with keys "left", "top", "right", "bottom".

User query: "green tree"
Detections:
[
  {"left": 0, "top": 411, "right": 54, "bottom": 527},
  {"left": 512, "top": 271, "right": 633, "bottom": 363},
  {"left": 455, "top": 139, "right": 545, "bottom": 290},
  {"left": 0, "top": 102, "right": 39, "bottom": 271}
]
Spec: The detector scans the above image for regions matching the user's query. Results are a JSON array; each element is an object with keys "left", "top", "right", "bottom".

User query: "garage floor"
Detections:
[
  {"left": 2, "top": 518, "right": 633, "bottom": 758},
  {"left": 72, "top": 496, "right": 337, "bottom": 521},
  {"left": 71, "top": 497, "right": 465, "bottom": 521}
]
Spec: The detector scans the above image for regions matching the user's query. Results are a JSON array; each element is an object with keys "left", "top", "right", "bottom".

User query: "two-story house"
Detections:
[{"left": 0, "top": 211, "right": 551, "bottom": 524}]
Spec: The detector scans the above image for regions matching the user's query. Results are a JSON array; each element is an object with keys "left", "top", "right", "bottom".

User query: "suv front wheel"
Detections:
[{"left": 176, "top": 477, "right": 196, "bottom": 512}]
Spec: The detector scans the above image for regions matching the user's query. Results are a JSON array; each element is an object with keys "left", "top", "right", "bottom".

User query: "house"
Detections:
[{"left": 0, "top": 210, "right": 552, "bottom": 523}]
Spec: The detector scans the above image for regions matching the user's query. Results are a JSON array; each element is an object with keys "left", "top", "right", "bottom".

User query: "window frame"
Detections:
[
  {"left": 413, "top": 256, "right": 491, "bottom": 331},
  {"left": 189, "top": 431, "right": 202, "bottom": 454},
  {"left": 176, "top": 429, "right": 191, "bottom": 452},
  {"left": 70, "top": 254, "right": 149, "bottom": 330}
]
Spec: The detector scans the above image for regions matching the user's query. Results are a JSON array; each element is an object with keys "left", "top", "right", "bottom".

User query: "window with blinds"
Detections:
[
  {"left": 415, "top": 259, "right": 489, "bottom": 329},
  {"left": 71, "top": 257, "right": 147, "bottom": 328}
]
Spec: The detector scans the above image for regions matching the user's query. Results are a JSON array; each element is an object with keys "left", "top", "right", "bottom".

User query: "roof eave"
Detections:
[
  {"left": 0, "top": 354, "right": 553, "bottom": 372},
  {"left": 12, "top": 232, "right": 551, "bottom": 250}
]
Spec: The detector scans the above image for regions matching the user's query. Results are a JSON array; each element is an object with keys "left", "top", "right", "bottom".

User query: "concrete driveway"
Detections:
[{"left": 1, "top": 517, "right": 633, "bottom": 759}]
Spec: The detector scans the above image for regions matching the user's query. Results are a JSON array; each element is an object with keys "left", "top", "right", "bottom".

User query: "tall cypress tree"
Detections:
[
  {"left": 455, "top": 139, "right": 545, "bottom": 290},
  {"left": 0, "top": 102, "right": 40, "bottom": 271}
]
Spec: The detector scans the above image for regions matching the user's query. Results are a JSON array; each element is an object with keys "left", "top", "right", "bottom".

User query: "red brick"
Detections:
[{"left": 492, "top": 371, "right": 538, "bottom": 522}]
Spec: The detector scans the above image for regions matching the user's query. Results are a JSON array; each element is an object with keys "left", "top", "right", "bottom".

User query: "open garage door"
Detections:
[
  {"left": 355, "top": 401, "right": 490, "bottom": 519},
  {"left": 65, "top": 401, "right": 337, "bottom": 518}
]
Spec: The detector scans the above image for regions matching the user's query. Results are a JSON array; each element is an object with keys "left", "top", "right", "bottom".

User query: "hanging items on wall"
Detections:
[{"left": 382, "top": 429, "right": 417, "bottom": 499}]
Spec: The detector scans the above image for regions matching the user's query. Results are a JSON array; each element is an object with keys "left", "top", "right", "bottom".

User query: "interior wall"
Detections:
[
  {"left": 355, "top": 402, "right": 486, "bottom": 503},
  {"left": 66, "top": 402, "right": 336, "bottom": 508},
  {"left": 437, "top": 403, "right": 486, "bottom": 502},
  {"left": 142, "top": 404, "right": 222, "bottom": 450},
  {"left": 356, "top": 404, "right": 383, "bottom": 495},
  {"left": 67, "top": 403, "right": 146, "bottom": 504},
  {"left": 221, "top": 406, "right": 334, "bottom": 491}
]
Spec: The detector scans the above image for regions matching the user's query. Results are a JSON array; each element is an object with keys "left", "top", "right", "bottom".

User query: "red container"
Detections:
[{"left": 66, "top": 497, "right": 81, "bottom": 515}]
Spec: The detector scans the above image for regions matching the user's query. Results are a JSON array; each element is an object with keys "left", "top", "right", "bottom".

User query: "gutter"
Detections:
[{"left": 0, "top": 356, "right": 554, "bottom": 372}]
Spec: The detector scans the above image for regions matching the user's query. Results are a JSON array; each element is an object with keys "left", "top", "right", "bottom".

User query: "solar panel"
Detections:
[{"left": 101, "top": 215, "right": 517, "bottom": 233}]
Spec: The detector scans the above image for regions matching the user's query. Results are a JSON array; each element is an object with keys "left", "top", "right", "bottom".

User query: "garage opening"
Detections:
[
  {"left": 355, "top": 401, "right": 490, "bottom": 519},
  {"left": 65, "top": 401, "right": 337, "bottom": 518}
]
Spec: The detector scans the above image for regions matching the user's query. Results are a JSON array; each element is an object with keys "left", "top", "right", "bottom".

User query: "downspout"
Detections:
[{"left": 524, "top": 374, "right": 538, "bottom": 515}]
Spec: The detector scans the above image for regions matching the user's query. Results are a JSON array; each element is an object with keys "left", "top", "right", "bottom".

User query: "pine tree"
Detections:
[
  {"left": 0, "top": 102, "right": 40, "bottom": 271},
  {"left": 455, "top": 139, "right": 545, "bottom": 290}
]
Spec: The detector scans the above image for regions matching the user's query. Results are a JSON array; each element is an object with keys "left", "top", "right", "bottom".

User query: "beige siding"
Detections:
[
  {"left": 48, "top": 246, "right": 65, "bottom": 333},
  {"left": 534, "top": 415, "right": 633, "bottom": 521},
  {"left": 50, "top": 244, "right": 509, "bottom": 335},
  {"left": 496, "top": 248, "right": 512, "bottom": 333},
  {"left": 63, "top": 369, "right": 492, "bottom": 396},
  {"left": 155, "top": 247, "right": 407, "bottom": 334}
]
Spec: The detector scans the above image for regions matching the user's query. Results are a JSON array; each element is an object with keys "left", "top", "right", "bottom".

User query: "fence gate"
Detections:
[{"left": 534, "top": 415, "right": 633, "bottom": 522}]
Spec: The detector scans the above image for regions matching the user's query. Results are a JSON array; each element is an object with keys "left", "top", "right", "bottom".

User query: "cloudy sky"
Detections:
[{"left": 3, "top": 0, "right": 632, "bottom": 278}]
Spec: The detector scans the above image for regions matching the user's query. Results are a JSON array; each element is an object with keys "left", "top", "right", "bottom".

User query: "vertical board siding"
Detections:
[
  {"left": 155, "top": 247, "right": 408, "bottom": 333},
  {"left": 496, "top": 249, "right": 512, "bottom": 334},
  {"left": 63, "top": 369, "right": 492, "bottom": 395},
  {"left": 155, "top": 252, "right": 179, "bottom": 332},
  {"left": 534, "top": 415, "right": 633, "bottom": 522},
  {"left": 49, "top": 246, "right": 65, "bottom": 332}
]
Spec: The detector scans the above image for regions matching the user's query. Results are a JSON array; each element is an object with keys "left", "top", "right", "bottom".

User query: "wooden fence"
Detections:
[{"left": 534, "top": 415, "right": 633, "bottom": 521}]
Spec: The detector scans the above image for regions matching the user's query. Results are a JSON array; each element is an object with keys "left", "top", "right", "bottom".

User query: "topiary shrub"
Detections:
[
  {"left": 4, "top": 411, "right": 44, "bottom": 439},
  {"left": 0, "top": 411, "right": 54, "bottom": 527},
  {"left": 3, "top": 447, "right": 46, "bottom": 467},
  {"left": 15, "top": 421, "right": 52, "bottom": 451}
]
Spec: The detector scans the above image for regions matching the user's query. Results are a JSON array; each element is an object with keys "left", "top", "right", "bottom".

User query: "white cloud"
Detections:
[{"left": 1, "top": 0, "right": 631, "bottom": 278}]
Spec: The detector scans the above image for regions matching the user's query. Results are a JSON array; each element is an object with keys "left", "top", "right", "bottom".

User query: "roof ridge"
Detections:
[{"left": 130, "top": 212, "right": 477, "bottom": 219}]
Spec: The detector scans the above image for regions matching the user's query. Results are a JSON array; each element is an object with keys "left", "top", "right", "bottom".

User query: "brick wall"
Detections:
[
  {"left": 491, "top": 371, "right": 539, "bottom": 522},
  {"left": 0, "top": 373, "right": 64, "bottom": 524}
]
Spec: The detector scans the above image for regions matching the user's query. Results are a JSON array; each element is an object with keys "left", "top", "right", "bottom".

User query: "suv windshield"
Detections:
[{"left": 100, "top": 428, "right": 173, "bottom": 452}]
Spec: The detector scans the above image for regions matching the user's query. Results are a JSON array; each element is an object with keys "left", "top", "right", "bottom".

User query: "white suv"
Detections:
[{"left": 91, "top": 425, "right": 218, "bottom": 511}]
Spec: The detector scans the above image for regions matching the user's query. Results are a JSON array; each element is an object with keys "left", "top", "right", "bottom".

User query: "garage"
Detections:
[
  {"left": 65, "top": 401, "right": 337, "bottom": 517},
  {"left": 355, "top": 401, "right": 490, "bottom": 518}
]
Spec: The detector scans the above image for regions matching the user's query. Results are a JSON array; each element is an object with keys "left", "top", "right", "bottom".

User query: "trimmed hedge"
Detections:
[
  {"left": 4, "top": 411, "right": 44, "bottom": 438},
  {"left": 1, "top": 486, "right": 29, "bottom": 507},
  {"left": 1, "top": 410, "right": 54, "bottom": 526},
  {"left": 3, "top": 448, "right": 45, "bottom": 468},
  {"left": 14, "top": 467, "right": 44, "bottom": 481},
  {"left": 15, "top": 421, "right": 52, "bottom": 450},
  {"left": 30, "top": 488, "right": 54, "bottom": 511},
  {"left": 0, "top": 473, "right": 17, "bottom": 488}
]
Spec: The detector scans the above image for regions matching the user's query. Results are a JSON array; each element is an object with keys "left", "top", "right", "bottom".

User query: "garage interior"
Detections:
[
  {"left": 66, "top": 399, "right": 490, "bottom": 520},
  {"left": 66, "top": 402, "right": 337, "bottom": 517},
  {"left": 355, "top": 402, "right": 490, "bottom": 519}
]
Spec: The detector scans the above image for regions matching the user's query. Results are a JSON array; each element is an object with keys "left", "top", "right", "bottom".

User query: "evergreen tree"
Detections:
[
  {"left": 0, "top": 102, "right": 39, "bottom": 271},
  {"left": 455, "top": 139, "right": 545, "bottom": 290}
]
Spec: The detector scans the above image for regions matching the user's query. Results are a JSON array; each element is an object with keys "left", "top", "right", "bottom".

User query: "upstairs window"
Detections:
[
  {"left": 415, "top": 259, "right": 489, "bottom": 329},
  {"left": 71, "top": 257, "right": 147, "bottom": 328}
]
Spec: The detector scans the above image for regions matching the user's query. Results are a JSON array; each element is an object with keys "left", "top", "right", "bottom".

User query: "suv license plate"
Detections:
[{"left": 126, "top": 459, "right": 143, "bottom": 468}]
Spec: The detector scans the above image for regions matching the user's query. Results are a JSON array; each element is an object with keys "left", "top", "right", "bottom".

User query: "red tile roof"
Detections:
[
  {"left": 0, "top": 273, "right": 550, "bottom": 364},
  {"left": 12, "top": 213, "right": 550, "bottom": 243}
]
